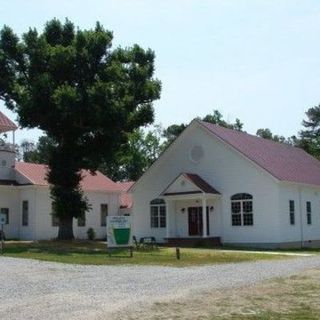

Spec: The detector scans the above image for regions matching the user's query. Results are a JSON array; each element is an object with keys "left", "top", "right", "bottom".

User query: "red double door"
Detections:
[{"left": 188, "top": 207, "right": 210, "bottom": 236}]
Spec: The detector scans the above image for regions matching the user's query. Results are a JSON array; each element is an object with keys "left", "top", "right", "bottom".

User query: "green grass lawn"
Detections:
[{"left": 1, "top": 240, "right": 291, "bottom": 266}]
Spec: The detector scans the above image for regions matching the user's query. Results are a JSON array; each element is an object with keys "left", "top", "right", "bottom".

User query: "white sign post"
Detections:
[
  {"left": 106, "top": 216, "right": 132, "bottom": 256},
  {"left": 0, "top": 213, "right": 6, "bottom": 255}
]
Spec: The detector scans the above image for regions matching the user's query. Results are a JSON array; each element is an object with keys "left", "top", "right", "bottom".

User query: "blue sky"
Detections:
[{"left": 1, "top": 0, "right": 320, "bottom": 143}]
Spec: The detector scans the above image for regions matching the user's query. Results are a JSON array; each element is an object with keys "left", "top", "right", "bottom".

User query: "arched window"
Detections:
[
  {"left": 231, "top": 193, "right": 253, "bottom": 226},
  {"left": 150, "top": 199, "right": 166, "bottom": 228}
]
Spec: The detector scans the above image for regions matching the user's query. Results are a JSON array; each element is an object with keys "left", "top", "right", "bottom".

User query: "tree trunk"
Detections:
[{"left": 57, "top": 216, "right": 74, "bottom": 240}]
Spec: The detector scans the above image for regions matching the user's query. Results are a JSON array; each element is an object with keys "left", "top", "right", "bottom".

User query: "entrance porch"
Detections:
[{"left": 160, "top": 173, "right": 222, "bottom": 246}]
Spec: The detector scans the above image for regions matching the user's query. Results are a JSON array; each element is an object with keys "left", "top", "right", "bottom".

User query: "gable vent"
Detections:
[{"left": 189, "top": 145, "right": 204, "bottom": 163}]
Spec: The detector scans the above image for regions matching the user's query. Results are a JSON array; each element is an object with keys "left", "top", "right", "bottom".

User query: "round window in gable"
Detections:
[{"left": 189, "top": 145, "right": 204, "bottom": 163}]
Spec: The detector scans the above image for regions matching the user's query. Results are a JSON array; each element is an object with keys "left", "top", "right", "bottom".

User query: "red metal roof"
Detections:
[
  {"left": 0, "top": 111, "right": 18, "bottom": 133},
  {"left": 117, "top": 181, "right": 134, "bottom": 208},
  {"left": 200, "top": 121, "right": 320, "bottom": 187},
  {"left": 15, "top": 162, "right": 122, "bottom": 192}
]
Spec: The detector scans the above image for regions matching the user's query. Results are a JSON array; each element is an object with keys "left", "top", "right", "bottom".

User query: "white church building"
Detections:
[{"left": 131, "top": 119, "right": 320, "bottom": 248}]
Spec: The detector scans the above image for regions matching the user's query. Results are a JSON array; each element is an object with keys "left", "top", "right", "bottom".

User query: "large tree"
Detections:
[{"left": 0, "top": 19, "right": 161, "bottom": 239}]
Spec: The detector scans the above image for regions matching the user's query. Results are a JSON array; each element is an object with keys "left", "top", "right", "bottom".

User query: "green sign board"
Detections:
[{"left": 107, "top": 216, "right": 132, "bottom": 248}]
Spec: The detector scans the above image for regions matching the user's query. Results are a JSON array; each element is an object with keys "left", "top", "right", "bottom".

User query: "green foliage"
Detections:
[
  {"left": 162, "top": 123, "right": 187, "bottom": 147},
  {"left": 299, "top": 105, "right": 320, "bottom": 158},
  {"left": 101, "top": 126, "right": 163, "bottom": 181},
  {"left": 161, "top": 109, "right": 244, "bottom": 151},
  {"left": 19, "top": 136, "right": 55, "bottom": 163},
  {"left": 233, "top": 118, "right": 244, "bottom": 131},
  {"left": 202, "top": 110, "right": 243, "bottom": 131},
  {"left": 254, "top": 105, "right": 320, "bottom": 157},
  {"left": 18, "top": 140, "right": 35, "bottom": 161},
  {"left": 256, "top": 128, "right": 288, "bottom": 143},
  {"left": 0, "top": 19, "right": 161, "bottom": 238},
  {"left": 256, "top": 128, "right": 273, "bottom": 140},
  {"left": 87, "top": 228, "right": 96, "bottom": 241}
]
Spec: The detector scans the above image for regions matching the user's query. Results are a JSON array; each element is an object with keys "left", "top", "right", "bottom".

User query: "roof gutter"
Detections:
[{"left": 279, "top": 180, "right": 320, "bottom": 190}]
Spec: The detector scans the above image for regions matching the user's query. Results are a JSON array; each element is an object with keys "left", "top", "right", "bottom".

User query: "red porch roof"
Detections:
[{"left": 162, "top": 173, "right": 220, "bottom": 196}]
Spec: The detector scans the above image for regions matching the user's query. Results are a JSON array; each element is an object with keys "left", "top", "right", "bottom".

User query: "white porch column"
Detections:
[
  {"left": 202, "top": 197, "right": 208, "bottom": 238},
  {"left": 166, "top": 199, "right": 170, "bottom": 238}
]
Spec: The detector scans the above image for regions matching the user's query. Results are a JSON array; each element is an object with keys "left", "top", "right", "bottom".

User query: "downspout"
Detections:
[
  {"left": 298, "top": 186, "right": 304, "bottom": 248},
  {"left": 202, "top": 195, "right": 208, "bottom": 238},
  {"left": 165, "top": 199, "right": 170, "bottom": 239},
  {"left": 18, "top": 188, "right": 21, "bottom": 240},
  {"left": 33, "top": 187, "right": 37, "bottom": 240}
]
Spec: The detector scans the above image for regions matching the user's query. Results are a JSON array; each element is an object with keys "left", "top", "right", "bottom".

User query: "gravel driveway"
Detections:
[{"left": 1, "top": 256, "right": 320, "bottom": 320}]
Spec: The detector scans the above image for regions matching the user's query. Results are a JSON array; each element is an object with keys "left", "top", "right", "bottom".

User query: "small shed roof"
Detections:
[{"left": 15, "top": 162, "right": 122, "bottom": 192}]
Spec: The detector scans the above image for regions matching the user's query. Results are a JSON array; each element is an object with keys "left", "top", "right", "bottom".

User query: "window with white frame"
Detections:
[
  {"left": 22, "top": 201, "right": 29, "bottom": 226},
  {"left": 289, "top": 200, "right": 295, "bottom": 225},
  {"left": 52, "top": 214, "right": 59, "bottom": 227},
  {"left": 100, "top": 204, "right": 108, "bottom": 227},
  {"left": 1, "top": 208, "right": 9, "bottom": 224},
  {"left": 49, "top": 204, "right": 58, "bottom": 227},
  {"left": 306, "top": 201, "right": 312, "bottom": 225},
  {"left": 231, "top": 193, "right": 253, "bottom": 226},
  {"left": 50, "top": 203, "right": 59, "bottom": 227},
  {"left": 77, "top": 215, "right": 86, "bottom": 227},
  {"left": 150, "top": 199, "right": 166, "bottom": 228}
]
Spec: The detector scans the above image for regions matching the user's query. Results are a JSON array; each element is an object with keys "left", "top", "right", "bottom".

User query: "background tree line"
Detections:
[{"left": 17, "top": 107, "right": 320, "bottom": 181}]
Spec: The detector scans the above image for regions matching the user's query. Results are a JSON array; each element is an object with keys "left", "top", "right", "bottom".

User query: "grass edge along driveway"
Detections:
[{"left": 114, "top": 268, "right": 320, "bottom": 320}]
